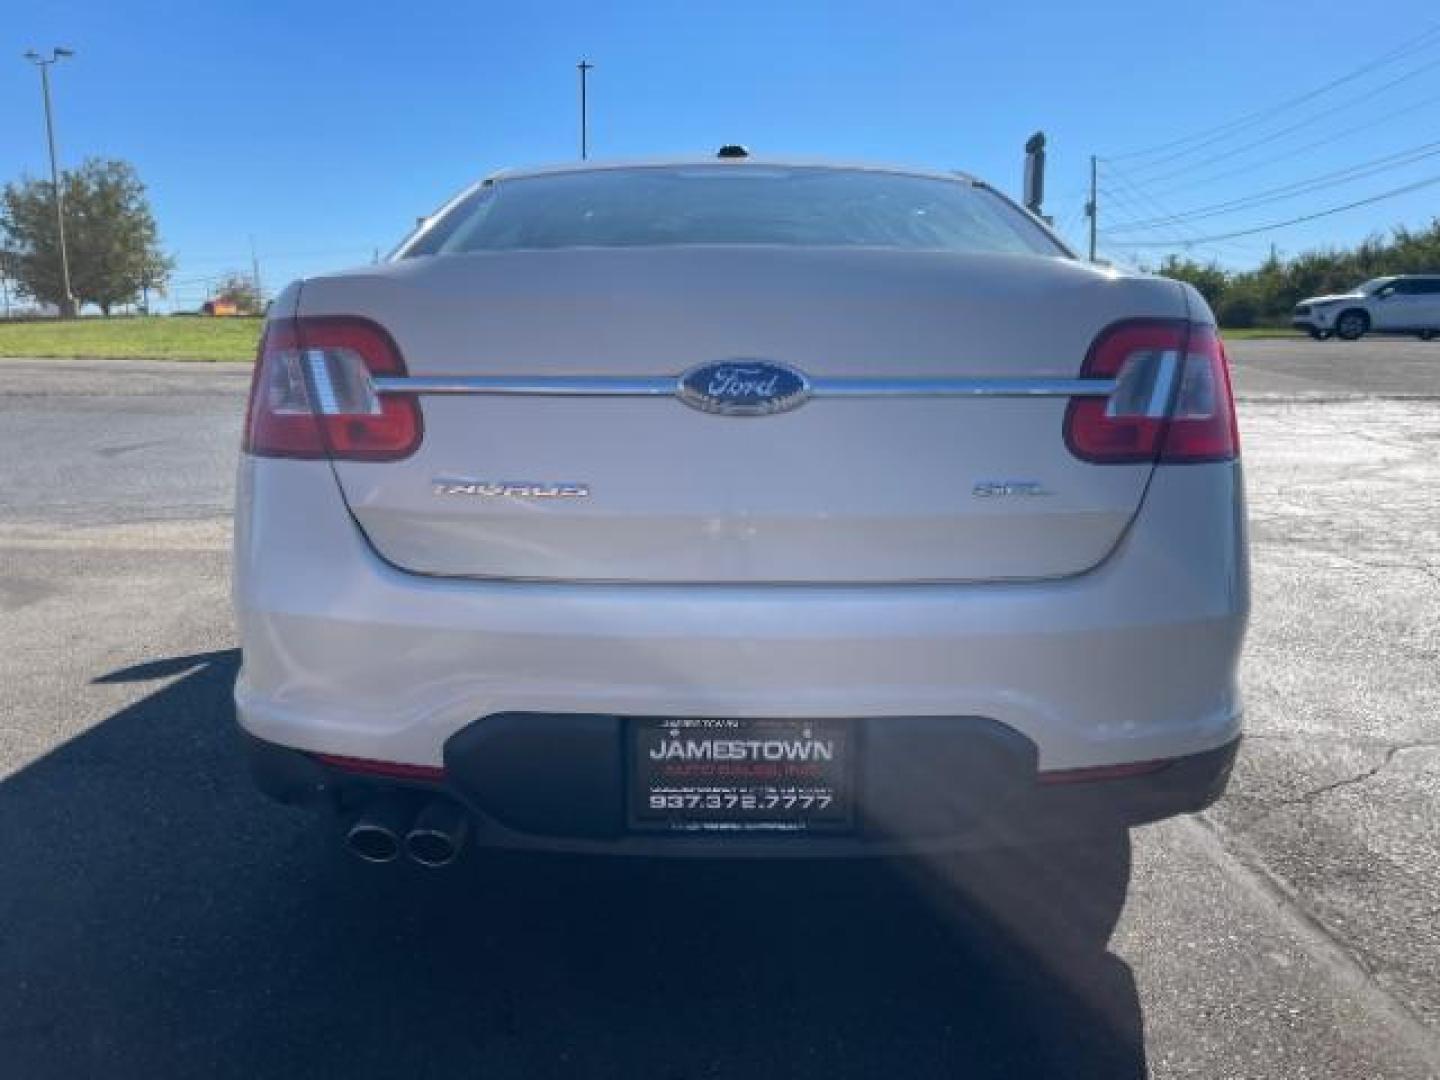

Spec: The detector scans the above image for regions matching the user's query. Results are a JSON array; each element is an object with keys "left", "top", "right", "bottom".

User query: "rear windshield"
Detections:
[{"left": 403, "top": 166, "right": 1067, "bottom": 258}]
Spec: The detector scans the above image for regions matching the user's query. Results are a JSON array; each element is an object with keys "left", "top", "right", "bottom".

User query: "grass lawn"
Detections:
[
  {"left": 0, "top": 314, "right": 1301, "bottom": 361},
  {"left": 1218, "top": 327, "right": 1302, "bottom": 340},
  {"left": 0, "top": 316, "right": 262, "bottom": 361}
]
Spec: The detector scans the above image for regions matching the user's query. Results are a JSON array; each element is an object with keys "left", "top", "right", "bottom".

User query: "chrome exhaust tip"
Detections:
[
  {"left": 344, "top": 795, "right": 411, "bottom": 864},
  {"left": 404, "top": 798, "right": 471, "bottom": 869}
]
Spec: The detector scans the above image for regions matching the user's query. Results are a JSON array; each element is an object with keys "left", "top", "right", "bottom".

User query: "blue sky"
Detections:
[{"left": 4, "top": 0, "right": 1439, "bottom": 310}]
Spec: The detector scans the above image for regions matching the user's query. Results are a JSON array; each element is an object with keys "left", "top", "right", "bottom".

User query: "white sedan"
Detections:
[{"left": 233, "top": 152, "right": 1248, "bottom": 867}]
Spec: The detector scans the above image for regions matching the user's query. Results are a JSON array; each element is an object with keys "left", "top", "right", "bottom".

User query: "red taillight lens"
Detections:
[
  {"left": 1064, "top": 320, "right": 1239, "bottom": 465},
  {"left": 242, "top": 316, "right": 421, "bottom": 461},
  {"left": 1159, "top": 325, "right": 1240, "bottom": 463},
  {"left": 243, "top": 319, "right": 320, "bottom": 456}
]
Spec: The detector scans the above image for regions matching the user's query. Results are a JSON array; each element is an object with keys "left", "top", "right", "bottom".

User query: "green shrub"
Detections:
[
  {"left": 1216, "top": 295, "right": 1257, "bottom": 329},
  {"left": 1146, "top": 218, "right": 1440, "bottom": 326}
]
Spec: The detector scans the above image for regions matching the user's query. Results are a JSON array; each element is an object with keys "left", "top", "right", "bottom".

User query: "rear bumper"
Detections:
[
  {"left": 244, "top": 724, "right": 1240, "bottom": 856},
  {"left": 234, "top": 458, "right": 1248, "bottom": 777}
]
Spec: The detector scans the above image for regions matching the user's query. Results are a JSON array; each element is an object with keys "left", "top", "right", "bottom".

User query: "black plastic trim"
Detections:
[{"left": 242, "top": 723, "right": 1241, "bottom": 850}]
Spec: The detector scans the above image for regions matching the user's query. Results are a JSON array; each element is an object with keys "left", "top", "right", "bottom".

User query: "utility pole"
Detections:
[
  {"left": 23, "top": 47, "right": 77, "bottom": 317},
  {"left": 577, "top": 60, "right": 594, "bottom": 160},
  {"left": 1086, "top": 154, "right": 1098, "bottom": 263},
  {"left": 249, "top": 234, "right": 263, "bottom": 312}
]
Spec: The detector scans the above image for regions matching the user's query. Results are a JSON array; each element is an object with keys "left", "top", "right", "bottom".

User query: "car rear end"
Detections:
[{"left": 233, "top": 161, "right": 1247, "bottom": 863}]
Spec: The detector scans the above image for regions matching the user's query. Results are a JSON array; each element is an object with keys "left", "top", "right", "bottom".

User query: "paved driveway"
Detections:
[{"left": 1, "top": 341, "right": 1437, "bottom": 1077}]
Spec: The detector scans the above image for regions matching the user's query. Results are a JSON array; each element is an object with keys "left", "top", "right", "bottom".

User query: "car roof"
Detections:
[{"left": 484, "top": 155, "right": 980, "bottom": 186}]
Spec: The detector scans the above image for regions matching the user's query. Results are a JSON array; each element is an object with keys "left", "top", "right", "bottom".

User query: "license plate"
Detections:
[{"left": 628, "top": 717, "right": 855, "bottom": 833}]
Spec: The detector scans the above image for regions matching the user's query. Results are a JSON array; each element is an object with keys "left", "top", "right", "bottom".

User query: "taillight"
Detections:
[
  {"left": 1160, "top": 325, "right": 1240, "bottom": 463},
  {"left": 242, "top": 316, "right": 421, "bottom": 460},
  {"left": 1064, "top": 319, "right": 1239, "bottom": 465}
]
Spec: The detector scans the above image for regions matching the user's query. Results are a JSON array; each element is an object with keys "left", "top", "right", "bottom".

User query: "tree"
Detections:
[
  {"left": 0, "top": 247, "right": 17, "bottom": 318},
  {"left": 0, "top": 157, "right": 173, "bottom": 315},
  {"left": 1144, "top": 218, "right": 1440, "bottom": 327},
  {"left": 212, "top": 271, "right": 261, "bottom": 314},
  {"left": 1153, "top": 255, "right": 1229, "bottom": 310}
]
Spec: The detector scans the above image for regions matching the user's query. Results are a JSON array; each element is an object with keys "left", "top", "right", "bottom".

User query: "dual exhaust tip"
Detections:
[{"left": 345, "top": 795, "right": 470, "bottom": 868}]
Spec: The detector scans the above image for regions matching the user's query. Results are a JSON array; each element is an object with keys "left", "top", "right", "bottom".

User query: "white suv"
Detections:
[
  {"left": 1292, "top": 274, "right": 1440, "bottom": 341},
  {"left": 233, "top": 155, "right": 1248, "bottom": 867}
]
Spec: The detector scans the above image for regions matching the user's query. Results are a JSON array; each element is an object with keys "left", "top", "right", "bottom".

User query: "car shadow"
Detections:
[{"left": 0, "top": 649, "right": 1145, "bottom": 1079}]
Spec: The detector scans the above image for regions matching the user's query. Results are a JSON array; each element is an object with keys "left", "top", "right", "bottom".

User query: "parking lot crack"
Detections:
[
  {"left": 1235, "top": 739, "right": 1440, "bottom": 834},
  {"left": 1277, "top": 749, "right": 1400, "bottom": 806}
]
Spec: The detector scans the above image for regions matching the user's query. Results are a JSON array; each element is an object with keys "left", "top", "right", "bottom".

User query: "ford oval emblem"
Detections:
[{"left": 677, "top": 360, "right": 812, "bottom": 417}]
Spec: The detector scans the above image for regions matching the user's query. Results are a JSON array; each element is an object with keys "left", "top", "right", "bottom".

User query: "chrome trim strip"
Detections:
[
  {"left": 808, "top": 377, "right": 1117, "bottom": 398},
  {"left": 373, "top": 375, "right": 1118, "bottom": 398},
  {"left": 373, "top": 375, "right": 678, "bottom": 396}
]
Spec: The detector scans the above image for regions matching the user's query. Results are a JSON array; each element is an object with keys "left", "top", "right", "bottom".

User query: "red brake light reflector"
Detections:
[
  {"left": 313, "top": 753, "right": 446, "bottom": 782},
  {"left": 1037, "top": 758, "right": 1172, "bottom": 785}
]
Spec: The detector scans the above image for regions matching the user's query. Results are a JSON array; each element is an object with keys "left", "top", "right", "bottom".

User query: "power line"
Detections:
[
  {"left": 1106, "top": 138, "right": 1440, "bottom": 233},
  {"left": 1102, "top": 170, "right": 1256, "bottom": 253},
  {"left": 1115, "top": 53, "right": 1440, "bottom": 184},
  {"left": 1134, "top": 86, "right": 1440, "bottom": 203},
  {"left": 1046, "top": 183, "right": 1091, "bottom": 249},
  {"left": 1100, "top": 165, "right": 1272, "bottom": 252},
  {"left": 1053, "top": 203, "right": 1086, "bottom": 244},
  {"left": 1098, "top": 175, "right": 1264, "bottom": 259},
  {"left": 1106, "top": 25, "right": 1440, "bottom": 165},
  {"left": 1102, "top": 175, "right": 1204, "bottom": 238},
  {"left": 1107, "top": 170, "right": 1440, "bottom": 247}
]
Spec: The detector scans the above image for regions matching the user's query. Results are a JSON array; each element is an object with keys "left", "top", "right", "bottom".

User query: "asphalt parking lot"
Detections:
[{"left": 1, "top": 337, "right": 1438, "bottom": 1078}]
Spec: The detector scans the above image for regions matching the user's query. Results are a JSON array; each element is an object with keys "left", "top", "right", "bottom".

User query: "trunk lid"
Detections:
[{"left": 300, "top": 247, "right": 1184, "bottom": 583}]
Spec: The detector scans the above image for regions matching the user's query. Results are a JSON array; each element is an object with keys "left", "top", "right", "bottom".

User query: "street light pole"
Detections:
[
  {"left": 24, "top": 47, "right": 76, "bottom": 317},
  {"left": 577, "top": 60, "right": 593, "bottom": 160}
]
